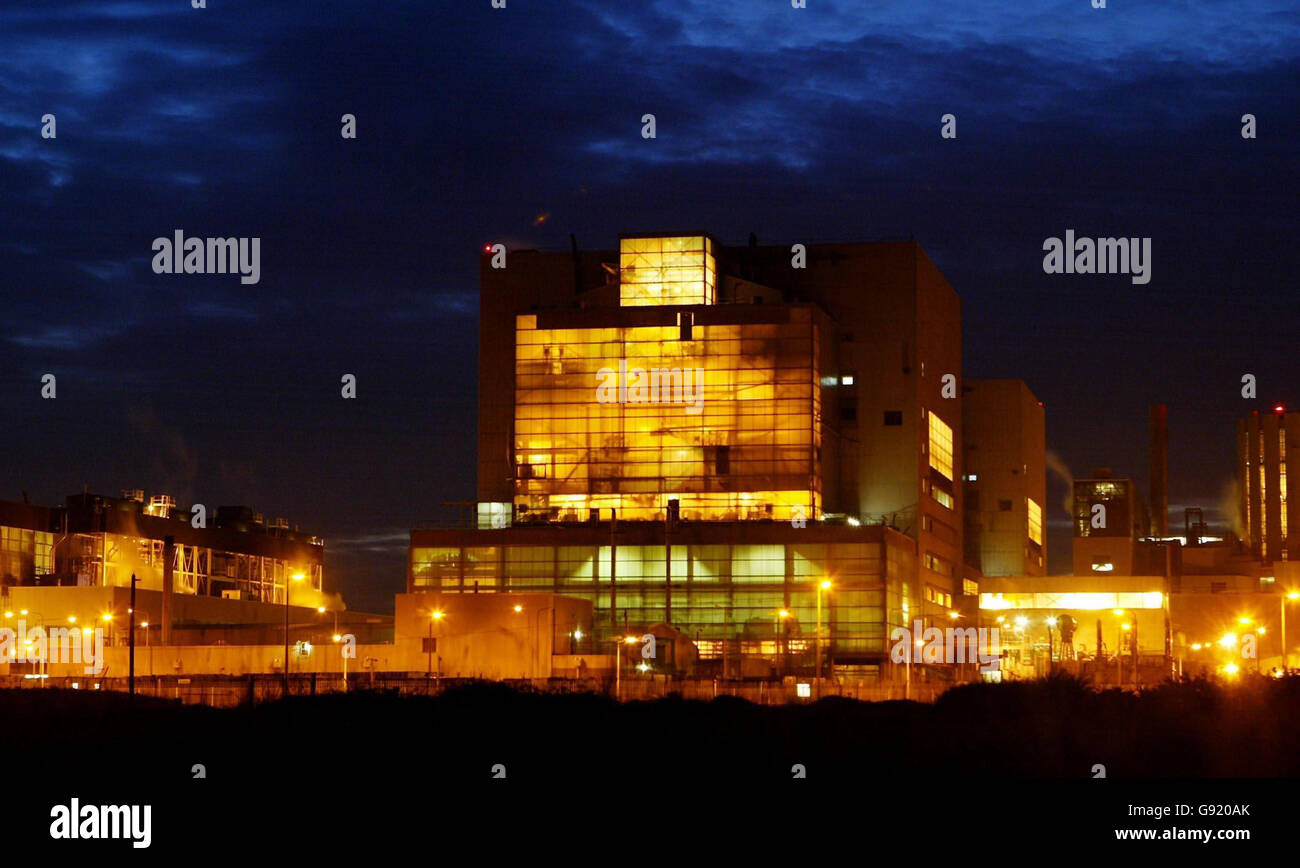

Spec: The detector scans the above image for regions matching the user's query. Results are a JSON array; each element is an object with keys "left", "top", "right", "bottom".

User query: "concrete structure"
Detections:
[
  {"left": 1071, "top": 471, "right": 1151, "bottom": 575},
  {"left": 962, "top": 379, "right": 1046, "bottom": 577},
  {"left": 394, "top": 592, "right": 598, "bottom": 680},
  {"left": 419, "top": 233, "right": 969, "bottom": 681}
]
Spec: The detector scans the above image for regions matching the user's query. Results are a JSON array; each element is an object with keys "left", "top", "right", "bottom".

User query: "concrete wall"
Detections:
[
  {"left": 23, "top": 642, "right": 408, "bottom": 678},
  {"left": 395, "top": 592, "right": 593, "bottom": 680}
]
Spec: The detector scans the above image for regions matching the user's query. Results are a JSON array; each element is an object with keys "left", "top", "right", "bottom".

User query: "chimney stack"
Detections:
[{"left": 1150, "top": 404, "right": 1169, "bottom": 537}]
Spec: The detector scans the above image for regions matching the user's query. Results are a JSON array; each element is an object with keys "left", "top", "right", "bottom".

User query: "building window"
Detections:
[
  {"left": 932, "top": 488, "right": 953, "bottom": 510},
  {"left": 707, "top": 445, "right": 731, "bottom": 475},
  {"left": 841, "top": 400, "right": 858, "bottom": 422},
  {"left": 998, "top": 499, "right": 1012, "bottom": 511},
  {"left": 923, "top": 552, "right": 954, "bottom": 578},
  {"left": 1027, "top": 498, "right": 1043, "bottom": 545},
  {"left": 883, "top": 410, "right": 902, "bottom": 426},
  {"left": 927, "top": 412, "right": 953, "bottom": 481}
]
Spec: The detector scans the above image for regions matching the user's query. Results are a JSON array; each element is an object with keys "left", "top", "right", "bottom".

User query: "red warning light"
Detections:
[
  {"left": 1275, "top": 404, "right": 1285, "bottom": 413},
  {"left": 483, "top": 244, "right": 493, "bottom": 253}
]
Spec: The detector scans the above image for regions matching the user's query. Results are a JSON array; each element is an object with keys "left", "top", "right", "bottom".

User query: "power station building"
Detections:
[
  {"left": 961, "top": 379, "right": 1047, "bottom": 577},
  {"left": 409, "top": 233, "right": 1013, "bottom": 681},
  {"left": 0, "top": 491, "right": 340, "bottom": 647},
  {"left": 1239, "top": 407, "right": 1294, "bottom": 563}
]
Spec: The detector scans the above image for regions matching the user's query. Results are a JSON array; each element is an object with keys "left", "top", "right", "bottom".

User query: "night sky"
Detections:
[{"left": 2, "top": 0, "right": 1297, "bottom": 612}]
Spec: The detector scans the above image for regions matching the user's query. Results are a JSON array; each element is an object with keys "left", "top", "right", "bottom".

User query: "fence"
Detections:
[{"left": 0, "top": 672, "right": 949, "bottom": 707}]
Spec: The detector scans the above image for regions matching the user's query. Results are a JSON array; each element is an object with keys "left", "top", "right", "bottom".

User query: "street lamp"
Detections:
[
  {"left": 428, "top": 610, "right": 445, "bottom": 688},
  {"left": 283, "top": 571, "right": 305, "bottom": 695},
  {"left": 1046, "top": 616, "right": 1058, "bottom": 672},
  {"left": 815, "top": 579, "right": 832, "bottom": 699},
  {"left": 1282, "top": 590, "right": 1300, "bottom": 672},
  {"left": 776, "top": 609, "right": 791, "bottom": 676},
  {"left": 616, "top": 634, "right": 638, "bottom": 700}
]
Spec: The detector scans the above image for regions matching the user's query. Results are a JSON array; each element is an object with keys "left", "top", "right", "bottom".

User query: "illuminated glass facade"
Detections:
[
  {"left": 411, "top": 531, "right": 920, "bottom": 659},
  {"left": 928, "top": 412, "right": 953, "bottom": 480},
  {"left": 618, "top": 235, "right": 716, "bottom": 307},
  {"left": 0, "top": 525, "right": 54, "bottom": 584},
  {"left": 1027, "top": 498, "right": 1043, "bottom": 546},
  {"left": 514, "top": 308, "right": 821, "bottom": 522}
]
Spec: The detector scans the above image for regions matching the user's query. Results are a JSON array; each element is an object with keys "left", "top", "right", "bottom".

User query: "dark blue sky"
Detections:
[{"left": 2, "top": 0, "right": 1297, "bottom": 611}]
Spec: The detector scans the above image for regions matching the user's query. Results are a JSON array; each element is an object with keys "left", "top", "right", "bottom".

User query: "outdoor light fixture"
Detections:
[{"left": 513, "top": 604, "right": 523, "bottom": 613}]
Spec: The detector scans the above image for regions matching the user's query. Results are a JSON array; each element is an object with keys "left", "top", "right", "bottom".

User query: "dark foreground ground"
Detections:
[{"left": 6, "top": 673, "right": 1292, "bottom": 851}]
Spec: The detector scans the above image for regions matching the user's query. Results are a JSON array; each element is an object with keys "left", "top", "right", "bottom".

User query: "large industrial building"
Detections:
[
  {"left": 410, "top": 232, "right": 1007, "bottom": 682},
  {"left": 961, "top": 378, "right": 1046, "bottom": 577},
  {"left": 0, "top": 490, "right": 352, "bottom": 650},
  {"left": 1239, "top": 406, "right": 1295, "bottom": 564}
]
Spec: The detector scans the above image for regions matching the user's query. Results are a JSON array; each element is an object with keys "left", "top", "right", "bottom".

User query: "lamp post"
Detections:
[
  {"left": 616, "top": 634, "right": 638, "bottom": 700},
  {"left": 1120, "top": 621, "right": 1132, "bottom": 686},
  {"left": 332, "top": 632, "right": 348, "bottom": 691},
  {"left": 427, "top": 609, "right": 444, "bottom": 688},
  {"left": 13, "top": 610, "right": 48, "bottom": 685},
  {"left": 1112, "top": 609, "right": 1125, "bottom": 686},
  {"left": 815, "top": 580, "right": 832, "bottom": 699},
  {"left": 283, "top": 571, "right": 304, "bottom": 696},
  {"left": 776, "top": 609, "right": 790, "bottom": 676},
  {"left": 1283, "top": 591, "right": 1300, "bottom": 672},
  {"left": 1046, "top": 616, "right": 1058, "bottom": 675}
]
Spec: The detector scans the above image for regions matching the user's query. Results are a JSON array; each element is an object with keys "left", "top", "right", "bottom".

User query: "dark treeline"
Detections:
[{"left": 6, "top": 673, "right": 1300, "bottom": 786}]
